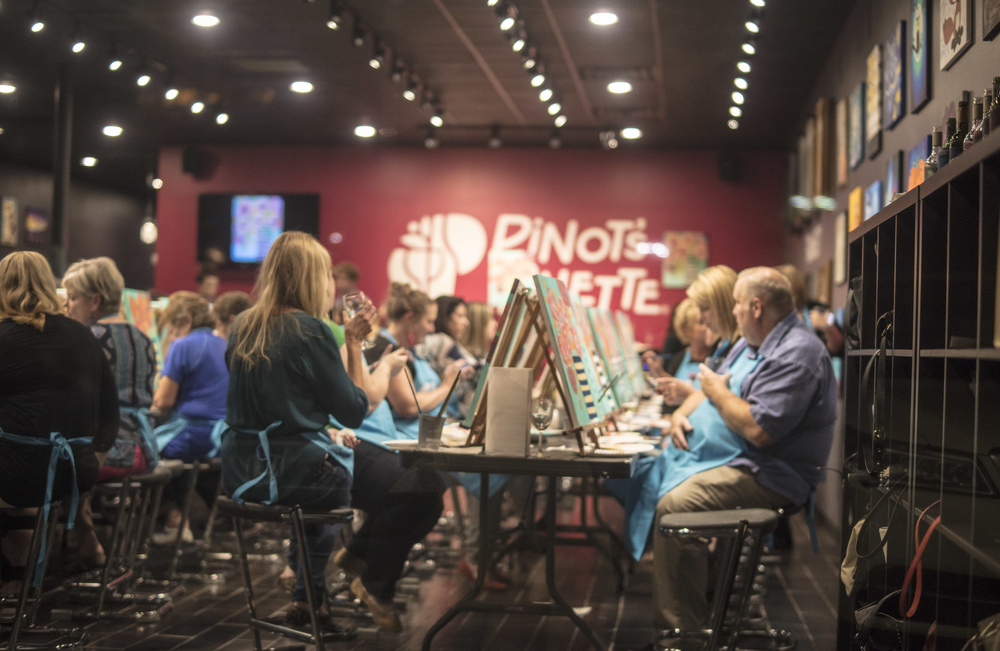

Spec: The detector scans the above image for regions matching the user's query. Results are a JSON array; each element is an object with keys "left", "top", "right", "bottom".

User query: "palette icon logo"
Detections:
[{"left": 387, "top": 213, "right": 488, "bottom": 296}]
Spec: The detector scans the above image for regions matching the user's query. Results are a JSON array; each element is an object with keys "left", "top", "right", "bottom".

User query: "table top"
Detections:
[{"left": 399, "top": 446, "right": 637, "bottom": 478}]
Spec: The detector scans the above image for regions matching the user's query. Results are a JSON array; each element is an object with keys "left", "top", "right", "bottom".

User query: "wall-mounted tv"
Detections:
[{"left": 197, "top": 193, "right": 320, "bottom": 268}]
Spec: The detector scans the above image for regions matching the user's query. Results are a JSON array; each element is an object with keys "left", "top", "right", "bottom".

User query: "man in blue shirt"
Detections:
[{"left": 654, "top": 267, "right": 837, "bottom": 637}]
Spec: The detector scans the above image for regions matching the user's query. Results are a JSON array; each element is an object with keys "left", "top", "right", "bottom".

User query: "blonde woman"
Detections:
[
  {"left": 461, "top": 301, "right": 497, "bottom": 360},
  {"left": 685, "top": 264, "right": 740, "bottom": 356},
  {"left": 0, "top": 252, "right": 118, "bottom": 594},
  {"left": 221, "top": 232, "right": 372, "bottom": 636},
  {"left": 655, "top": 299, "right": 715, "bottom": 406}
]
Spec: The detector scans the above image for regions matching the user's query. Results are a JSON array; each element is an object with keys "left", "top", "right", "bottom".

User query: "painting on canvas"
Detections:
[
  {"left": 907, "top": 136, "right": 932, "bottom": 190},
  {"left": 884, "top": 21, "right": 906, "bottom": 129},
  {"left": 864, "top": 181, "right": 884, "bottom": 221},
  {"left": 940, "top": 0, "right": 972, "bottom": 70},
  {"left": 850, "top": 82, "right": 866, "bottom": 169},
  {"left": 912, "top": 0, "right": 931, "bottom": 110},
  {"left": 849, "top": 187, "right": 864, "bottom": 231},
  {"left": 836, "top": 97, "right": 849, "bottom": 187},
  {"left": 661, "top": 231, "right": 708, "bottom": 288},
  {"left": 866, "top": 44, "right": 883, "bottom": 157}
]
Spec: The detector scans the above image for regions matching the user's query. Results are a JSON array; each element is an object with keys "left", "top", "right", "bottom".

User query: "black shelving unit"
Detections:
[{"left": 841, "top": 133, "right": 1000, "bottom": 650}]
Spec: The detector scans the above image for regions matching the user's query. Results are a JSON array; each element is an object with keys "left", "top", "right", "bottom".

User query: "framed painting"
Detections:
[
  {"left": 867, "top": 44, "right": 883, "bottom": 158},
  {"left": 885, "top": 21, "right": 906, "bottom": 129},
  {"left": 533, "top": 275, "right": 612, "bottom": 429},
  {"left": 940, "top": 0, "right": 972, "bottom": 70},
  {"left": 661, "top": 231, "right": 708, "bottom": 288},
  {"left": 834, "top": 212, "right": 847, "bottom": 285},
  {"left": 814, "top": 98, "right": 832, "bottom": 197},
  {"left": 886, "top": 150, "right": 904, "bottom": 205},
  {"left": 986, "top": 0, "right": 1000, "bottom": 39},
  {"left": 836, "top": 97, "right": 849, "bottom": 187},
  {"left": 798, "top": 119, "right": 816, "bottom": 200},
  {"left": 849, "top": 186, "right": 864, "bottom": 231},
  {"left": 907, "top": 135, "right": 932, "bottom": 190},
  {"left": 912, "top": 0, "right": 931, "bottom": 110},
  {"left": 850, "top": 82, "right": 866, "bottom": 169},
  {"left": 23, "top": 207, "right": 49, "bottom": 249},
  {"left": 865, "top": 181, "right": 884, "bottom": 221},
  {"left": 1, "top": 197, "right": 18, "bottom": 248}
]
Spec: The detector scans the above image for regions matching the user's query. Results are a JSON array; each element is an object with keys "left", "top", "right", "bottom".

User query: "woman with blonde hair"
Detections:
[
  {"left": 655, "top": 298, "right": 715, "bottom": 407},
  {"left": 462, "top": 301, "right": 497, "bottom": 360},
  {"left": 0, "top": 252, "right": 118, "bottom": 594},
  {"left": 685, "top": 264, "right": 740, "bottom": 356},
  {"left": 221, "top": 231, "right": 372, "bottom": 636}
]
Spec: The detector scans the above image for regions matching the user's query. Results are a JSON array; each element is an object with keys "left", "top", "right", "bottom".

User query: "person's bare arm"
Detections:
[
  {"left": 153, "top": 376, "right": 179, "bottom": 412},
  {"left": 697, "top": 365, "right": 774, "bottom": 447},
  {"left": 386, "top": 360, "right": 470, "bottom": 418},
  {"left": 342, "top": 305, "right": 376, "bottom": 390}
]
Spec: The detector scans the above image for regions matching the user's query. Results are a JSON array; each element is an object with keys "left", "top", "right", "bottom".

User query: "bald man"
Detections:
[{"left": 652, "top": 267, "right": 837, "bottom": 639}]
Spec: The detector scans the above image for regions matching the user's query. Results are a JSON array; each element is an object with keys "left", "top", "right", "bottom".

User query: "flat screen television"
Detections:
[{"left": 197, "top": 193, "right": 320, "bottom": 268}]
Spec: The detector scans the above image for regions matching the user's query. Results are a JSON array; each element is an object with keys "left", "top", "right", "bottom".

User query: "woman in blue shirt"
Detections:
[{"left": 655, "top": 299, "right": 712, "bottom": 407}]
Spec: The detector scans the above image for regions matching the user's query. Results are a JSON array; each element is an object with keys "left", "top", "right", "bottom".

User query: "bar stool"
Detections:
[
  {"left": 157, "top": 458, "right": 227, "bottom": 582},
  {"left": 656, "top": 508, "right": 795, "bottom": 651},
  {"left": 55, "top": 464, "right": 176, "bottom": 623},
  {"left": 215, "top": 496, "right": 355, "bottom": 651}
]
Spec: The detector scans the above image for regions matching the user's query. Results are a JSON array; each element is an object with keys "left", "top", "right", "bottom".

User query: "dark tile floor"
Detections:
[{"left": 13, "top": 497, "right": 842, "bottom": 651}]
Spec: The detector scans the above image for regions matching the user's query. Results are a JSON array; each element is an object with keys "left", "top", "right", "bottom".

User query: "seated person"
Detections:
[
  {"left": 0, "top": 252, "right": 119, "bottom": 595},
  {"left": 652, "top": 299, "right": 713, "bottom": 408},
  {"left": 212, "top": 291, "right": 251, "bottom": 341},
  {"left": 151, "top": 291, "right": 240, "bottom": 543},
  {"left": 416, "top": 296, "right": 479, "bottom": 419},
  {"left": 653, "top": 267, "right": 836, "bottom": 639},
  {"left": 63, "top": 256, "right": 159, "bottom": 566}
]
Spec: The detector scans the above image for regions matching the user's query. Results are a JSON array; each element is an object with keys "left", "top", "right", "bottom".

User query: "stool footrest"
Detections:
[
  {"left": 658, "top": 508, "right": 779, "bottom": 536},
  {"left": 215, "top": 497, "right": 353, "bottom": 524}
]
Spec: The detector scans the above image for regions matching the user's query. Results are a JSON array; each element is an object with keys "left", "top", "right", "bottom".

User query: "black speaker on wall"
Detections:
[
  {"left": 182, "top": 146, "right": 221, "bottom": 181},
  {"left": 717, "top": 152, "right": 740, "bottom": 184}
]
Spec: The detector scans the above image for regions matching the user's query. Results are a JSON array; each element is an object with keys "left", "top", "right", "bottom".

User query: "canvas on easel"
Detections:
[
  {"left": 614, "top": 310, "right": 647, "bottom": 398},
  {"left": 571, "top": 296, "right": 618, "bottom": 415},
  {"left": 121, "top": 288, "right": 164, "bottom": 372},
  {"left": 588, "top": 307, "right": 636, "bottom": 408}
]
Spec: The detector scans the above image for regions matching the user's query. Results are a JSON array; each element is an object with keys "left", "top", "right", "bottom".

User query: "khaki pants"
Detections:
[{"left": 652, "top": 465, "right": 788, "bottom": 631}]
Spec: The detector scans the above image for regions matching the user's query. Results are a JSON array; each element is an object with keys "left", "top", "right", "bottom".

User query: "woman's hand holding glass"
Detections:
[
  {"left": 656, "top": 375, "right": 696, "bottom": 406},
  {"left": 343, "top": 291, "right": 376, "bottom": 350}
]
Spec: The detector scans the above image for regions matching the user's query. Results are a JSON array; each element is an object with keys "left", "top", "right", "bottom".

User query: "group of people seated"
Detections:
[{"left": 0, "top": 235, "right": 837, "bottom": 647}]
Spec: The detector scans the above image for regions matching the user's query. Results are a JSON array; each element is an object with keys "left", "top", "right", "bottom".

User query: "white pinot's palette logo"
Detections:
[{"left": 387, "top": 213, "right": 669, "bottom": 316}]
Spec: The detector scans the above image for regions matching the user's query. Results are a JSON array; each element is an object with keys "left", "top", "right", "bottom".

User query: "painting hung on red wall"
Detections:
[
  {"left": 660, "top": 232, "right": 708, "bottom": 289},
  {"left": 533, "top": 274, "right": 615, "bottom": 429},
  {"left": 1, "top": 198, "right": 18, "bottom": 248},
  {"left": 940, "top": 0, "right": 972, "bottom": 70},
  {"left": 986, "top": 0, "right": 1000, "bottom": 39}
]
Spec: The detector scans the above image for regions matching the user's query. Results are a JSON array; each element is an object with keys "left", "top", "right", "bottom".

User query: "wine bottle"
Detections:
[
  {"left": 925, "top": 127, "right": 942, "bottom": 180},
  {"left": 991, "top": 77, "right": 1000, "bottom": 134},
  {"left": 966, "top": 97, "right": 984, "bottom": 150},
  {"left": 986, "top": 89, "right": 994, "bottom": 137},
  {"left": 949, "top": 100, "right": 968, "bottom": 161},
  {"left": 939, "top": 118, "right": 956, "bottom": 168}
]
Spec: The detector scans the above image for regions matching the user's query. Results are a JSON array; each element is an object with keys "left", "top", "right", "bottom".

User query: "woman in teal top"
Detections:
[
  {"left": 365, "top": 283, "right": 471, "bottom": 438},
  {"left": 221, "top": 232, "right": 372, "bottom": 637},
  {"left": 657, "top": 298, "right": 713, "bottom": 407}
]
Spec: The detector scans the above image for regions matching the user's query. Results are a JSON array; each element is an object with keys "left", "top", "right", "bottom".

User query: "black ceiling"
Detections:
[{"left": 0, "top": 0, "right": 856, "bottom": 192}]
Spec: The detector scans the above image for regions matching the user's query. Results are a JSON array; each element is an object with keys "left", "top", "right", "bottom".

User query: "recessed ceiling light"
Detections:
[
  {"left": 539, "top": 88, "right": 553, "bottom": 102},
  {"left": 734, "top": 77, "right": 748, "bottom": 89},
  {"left": 327, "top": 2, "right": 344, "bottom": 29},
  {"left": 728, "top": 119, "right": 739, "bottom": 129},
  {"left": 192, "top": 13, "right": 219, "bottom": 27},
  {"left": 531, "top": 74, "right": 545, "bottom": 87},
  {"left": 554, "top": 114, "right": 567, "bottom": 127},
  {"left": 216, "top": 112, "right": 228, "bottom": 124},
  {"left": 30, "top": 21, "right": 44, "bottom": 33},
  {"left": 621, "top": 127, "right": 642, "bottom": 139},
  {"left": 191, "top": 101, "right": 205, "bottom": 113},
  {"left": 745, "top": 20, "right": 759, "bottom": 33},
  {"left": 729, "top": 106, "right": 742, "bottom": 117},
  {"left": 102, "top": 125, "right": 123, "bottom": 137},
  {"left": 0, "top": 83, "right": 15, "bottom": 94},
  {"left": 488, "top": 0, "right": 499, "bottom": 5},
  {"left": 547, "top": 102, "right": 561, "bottom": 115},
  {"left": 80, "top": 157, "right": 97, "bottom": 167},
  {"left": 151, "top": 178, "right": 163, "bottom": 189},
  {"left": 589, "top": 12, "right": 618, "bottom": 26},
  {"left": 0, "top": 127, "right": 5, "bottom": 135},
  {"left": 742, "top": 41, "right": 756, "bottom": 55},
  {"left": 354, "top": 125, "right": 376, "bottom": 137},
  {"left": 72, "top": 40, "right": 86, "bottom": 53},
  {"left": 500, "top": 16, "right": 515, "bottom": 30},
  {"left": 290, "top": 81, "right": 313, "bottom": 93},
  {"left": 607, "top": 81, "right": 632, "bottom": 94},
  {"left": 751, "top": 0, "right": 765, "bottom": 6},
  {"left": 140, "top": 220, "right": 158, "bottom": 244},
  {"left": 430, "top": 114, "right": 444, "bottom": 127},
  {"left": 165, "top": 88, "right": 179, "bottom": 100},
  {"left": 137, "top": 74, "right": 151, "bottom": 86},
  {"left": 109, "top": 59, "right": 123, "bottom": 71},
  {"left": 737, "top": 61, "right": 751, "bottom": 73},
  {"left": 732, "top": 91, "right": 744, "bottom": 104}
]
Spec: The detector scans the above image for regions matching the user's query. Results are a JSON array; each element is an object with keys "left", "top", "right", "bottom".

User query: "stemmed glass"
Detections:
[
  {"left": 531, "top": 397, "right": 554, "bottom": 456},
  {"left": 342, "top": 291, "right": 374, "bottom": 350}
]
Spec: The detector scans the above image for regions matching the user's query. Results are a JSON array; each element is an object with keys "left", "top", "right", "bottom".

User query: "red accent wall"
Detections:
[{"left": 156, "top": 146, "right": 786, "bottom": 346}]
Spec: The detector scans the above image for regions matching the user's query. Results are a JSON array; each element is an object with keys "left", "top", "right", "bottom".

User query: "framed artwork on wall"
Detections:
[
  {"left": 23, "top": 207, "right": 49, "bottom": 249},
  {"left": 850, "top": 82, "right": 866, "bottom": 169},
  {"left": 866, "top": 44, "right": 883, "bottom": 158},
  {"left": 940, "top": 0, "right": 972, "bottom": 70},
  {"left": 849, "top": 186, "right": 864, "bottom": 231},
  {"left": 986, "top": 0, "right": 1000, "bottom": 39},
  {"left": 912, "top": 0, "right": 931, "bottom": 110},
  {"left": 907, "top": 135, "right": 932, "bottom": 190},
  {"left": 798, "top": 118, "right": 816, "bottom": 200},
  {"left": 885, "top": 21, "right": 906, "bottom": 129},
  {"left": 661, "top": 231, "right": 708, "bottom": 289},
  {"left": 1, "top": 197, "right": 18, "bottom": 248},
  {"left": 834, "top": 212, "right": 847, "bottom": 285},
  {"left": 886, "top": 150, "right": 904, "bottom": 205},
  {"left": 836, "top": 97, "right": 849, "bottom": 187},
  {"left": 864, "top": 180, "right": 884, "bottom": 221},
  {"left": 814, "top": 98, "right": 832, "bottom": 197}
]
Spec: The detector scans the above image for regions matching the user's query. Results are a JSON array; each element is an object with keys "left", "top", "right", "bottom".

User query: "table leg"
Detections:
[
  {"left": 545, "top": 476, "right": 606, "bottom": 651},
  {"left": 421, "top": 472, "right": 491, "bottom": 651},
  {"left": 580, "top": 478, "right": 625, "bottom": 592}
]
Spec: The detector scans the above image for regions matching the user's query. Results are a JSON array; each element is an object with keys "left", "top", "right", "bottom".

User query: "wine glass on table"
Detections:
[
  {"left": 342, "top": 291, "right": 374, "bottom": 350},
  {"left": 531, "top": 397, "right": 554, "bottom": 456}
]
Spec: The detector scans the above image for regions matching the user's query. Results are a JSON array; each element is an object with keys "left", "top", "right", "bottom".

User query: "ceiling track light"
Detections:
[
  {"left": 191, "top": 101, "right": 205, "bottom": 113},
  {"left": 327, "top": 0, "right": 344, "bottom": 29},
  {"left": 352, "top": 23, "right": 366, "bottom": 47},
  {"left": 0, "top": 82, "right": 16, "bottom": 94},
  {"left": 403, "top": 79, "right": 418, "bottom": 101},
  {"left": 192, "top": 12, "right": 220, "bottom": 27},
  {"left": 547, "top": 101, "right": 561, "bottom": 115},
  {"left": 137, "top": 72, "right": 151, "bottom": 86},
  {"left": 165, "top": 87, "right": 179, "bottom": 100},
  {"left": 216, "top": 112, "right": 229, "bottom": 124},
  {"left": 390, "top": 61, "right": 405, "bottom": 83},
  {"left": 71, "top": 30, "right": 86, "bottom": 54},
  {"left": 29, "top": 2, "right": 44, "bottom": 33},
  {"left": 737, "top": 61, "right": 751, "bottom": 73},
  {"left": 734, "top": 77, "right": 748, "bottom": 90},
  {"left": 539, "top": 88, "right": 553, "bottom": 102},
  {"left": 620, "top": 127, "right": 642, "bottom": 139},
  {"left": 370, "top": 41, "right": 386, "bottom": 69},
  {"left": 742, "top": 37, "right": 757, "bottom": 55},
  {"left": 430, "top": 111, "right": 444, "bottom": 127},
  {"left": 424, "top": 126, "right": 440, "bottom": 149},
  {"left": 488, "top": 124, "right": 502, "bottom": 149},
  {"left": 751, "top": 0, "right": 765, "bottom": 6},
  {"left": 554, "top": 114, "right": 567, "bottom": 127},
  {"left": 599, "top": 129, "right": 619, "bottom": 150},
  {"left": 548, "top": 127, "right": 561, "bottom": 149}
]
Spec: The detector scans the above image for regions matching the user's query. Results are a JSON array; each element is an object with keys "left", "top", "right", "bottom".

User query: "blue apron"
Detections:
[
  {"left": 154, "top": 413, "right": 228, "bottom": 458},
  {"left": 331, "top": 401, "right": 397, "bottom": 450},
  {"left": 0, "top": 429, "right": 91, "bottom": 586},
  {"left": 119, "top": 406, "right": 159, "bottom": 469},
  {"left": 224, "top": 421, "right": 354, "bottom": 505},
  {"left": 673, "top": 349, "right": 702, "bottom": 389},
  {"left": 605, "top": 346, "right": 762, "bottom": 559}
]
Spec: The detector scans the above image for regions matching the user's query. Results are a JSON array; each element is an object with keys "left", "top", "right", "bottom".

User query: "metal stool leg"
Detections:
[
  {"left": 4, "top": 509, "right": 46, "bottom": 651},
  {"left": 231, "top": 515, "right": 265, "bottom": 651},
  {"left": 291, "top": 509, "right": 325, "bottom": 651}
]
